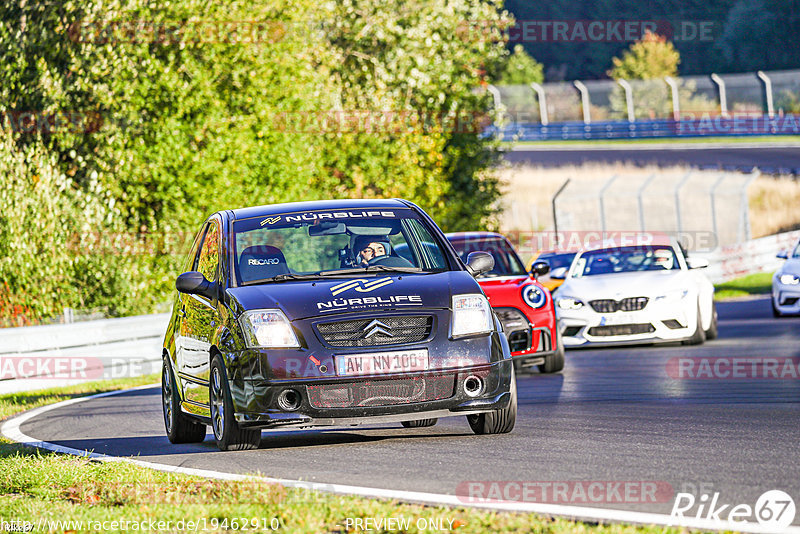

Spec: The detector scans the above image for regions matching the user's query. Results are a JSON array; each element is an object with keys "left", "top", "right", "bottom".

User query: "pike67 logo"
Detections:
[{"left": 671, "top": 489, "right": 796, "bottom": 530}]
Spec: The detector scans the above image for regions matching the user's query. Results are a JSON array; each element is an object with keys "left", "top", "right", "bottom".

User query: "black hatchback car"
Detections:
[{"left": 162, "top": 199, "right": 516, "bottom": 450}]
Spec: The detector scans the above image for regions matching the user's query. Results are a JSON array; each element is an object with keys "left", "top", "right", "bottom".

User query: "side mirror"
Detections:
[
  {"left": 465, "top": 251, "right": 494, "bottom": 277},
  {"left": 687, "top": 257, "right": 709, "bottom": 269},
  {"left": 777, "top": 250, "right": 788, "bottom": 260},
  {"left": 550, "top": 267, "right": 568, "bottom": 280},
  {"left": 176, "top": 271, "right": 216, "bottom": 299},
  {"left": 531, "top": 261, "right": 550, "bottom": 277}
]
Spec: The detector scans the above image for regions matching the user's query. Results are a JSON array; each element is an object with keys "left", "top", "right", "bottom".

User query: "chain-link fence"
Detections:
[
  {"left": 501, "top": 170, "right": 761, "bottom": 254},
  {"left": 490, "top": 69, "right": 800, "bottom": 140}
]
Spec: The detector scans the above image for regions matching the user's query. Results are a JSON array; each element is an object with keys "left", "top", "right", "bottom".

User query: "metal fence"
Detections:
[
  {"left": 489, "top": 69, "right": 800, "bottom": 140},
  {"left": 504, "top": 170, "right": 760, "bottom": 255}
]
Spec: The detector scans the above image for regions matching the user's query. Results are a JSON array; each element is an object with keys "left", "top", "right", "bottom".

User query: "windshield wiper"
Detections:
[
  {"left": 318, "top": 265, "right": 422, "bottom": 276},
  {"left": 240, "top": 273, "right": 325, "bottom": 286}
]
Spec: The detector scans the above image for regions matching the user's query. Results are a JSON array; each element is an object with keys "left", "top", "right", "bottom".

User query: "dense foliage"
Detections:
[
  {"left": 504, "top": 0, "right": 800, "bottom": 80},
  {"left": 0, "top": 0, "right": 511, "bottom": 323}
]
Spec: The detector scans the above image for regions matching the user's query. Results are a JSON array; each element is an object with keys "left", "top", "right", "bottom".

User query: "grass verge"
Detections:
[
  {"left": 1, "top": 377, "right": 698, "bottom": 533},
  {"left": 715, "top": 272, "right": 773, "bottom": 300}
]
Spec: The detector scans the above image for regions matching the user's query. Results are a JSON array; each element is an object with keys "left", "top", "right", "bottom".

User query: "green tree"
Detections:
[
  {"left": 496, "top": 44, "right": 544, "bottom": 85},
  {"left": 608, "top": 31, "right": 679, "bottom": 80}
]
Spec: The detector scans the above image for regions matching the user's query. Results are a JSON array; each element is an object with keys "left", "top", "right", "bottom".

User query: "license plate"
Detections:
[
  {"left": 335, "top": 349, "right": 429, "bottom": 377},
  {"left": 602, "top": 312, "right": 638, "bottom": 325}
]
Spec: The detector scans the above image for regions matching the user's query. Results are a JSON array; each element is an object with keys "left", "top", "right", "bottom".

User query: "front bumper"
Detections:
[
  {"left": 559, "top": 301, "right": 697, "bottom": 347},
  {"left": 234, "top": 359, "right": 514, "bottom": 428},
  {"left": 773, "top": 284, "right": 800, "bottom": 315}
]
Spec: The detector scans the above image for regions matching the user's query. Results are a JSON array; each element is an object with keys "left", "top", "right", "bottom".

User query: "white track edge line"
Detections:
[{"left": 2, "top": 385, "right": 798, "bottom": 534}]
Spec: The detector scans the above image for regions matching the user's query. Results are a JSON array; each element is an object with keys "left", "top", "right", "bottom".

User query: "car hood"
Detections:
[
  {"left": 227, "top": 271, "right": 479, "bottom": 320},
  {"left": 779, "top": 258, "right": 800, "bottom": 276},
  {"left": 558, "top": 270, "right": 692, "bottom": 300}
]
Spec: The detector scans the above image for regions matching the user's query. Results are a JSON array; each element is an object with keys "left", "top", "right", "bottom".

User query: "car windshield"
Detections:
[
  {"left": 572, "top": 245, "right": 680, "bottom": 277},
  {"left": 538, "top": 252, "right": 576, "bottom": 271},
  {"left": 448, "top": 236, "right": 527, "bottom": 277},
  {"left": 231, "top": 208, "right": 448, "bottom": 285}
]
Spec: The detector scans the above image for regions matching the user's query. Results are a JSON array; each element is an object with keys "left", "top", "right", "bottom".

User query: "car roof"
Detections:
[
  {"left": 228, "top": 198, "right": 412, "bottom": 220},
  {"left": 445, "top": 231, "right": 507, "bottom": 241},
  {"left": 583, "top": 233, "right": 675, "bottom": 251}
]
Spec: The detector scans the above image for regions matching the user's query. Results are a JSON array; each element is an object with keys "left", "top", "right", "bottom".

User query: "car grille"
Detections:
[
  {"left": 587, "top": 323, "right": 656, "bottom": 336},
  {"left": 494, "top": 307, "right": 532, "bottom": 352},
  {"left": 589, "top": 297, "right": 649, "bottom": 313},
  {"left": 316, "top": 315, "right": 433, "bottom": 348},
  {"left": 306, "top": 375, "right": 456, "bottom": 408}
]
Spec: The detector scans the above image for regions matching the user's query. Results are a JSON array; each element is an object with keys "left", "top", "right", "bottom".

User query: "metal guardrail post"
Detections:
[
  {"left": 757, "top": 71, "right": 775, "bottom": 118},
  {"left": 530, "top": 82, "right": 548, "bottom": 126},
  {"left": 573, "top": 80, "right": 591, "bottom": 124},
  {"left": 709, "top": 173, "right": 726, "bottom": 249},
  {"left": 664, "top": 77, "right": 680, "bottom": 120},
  {"left": 675, "top": 172, "right": 692, "bottom": 236},
  {"left": 617, "top": 79, "right": 635, "bottom": 122},
  {"left": 552, "top": 178, "right": 571, "bottom": 247},
  {"left": 637, "top": 174, "right": 657, "bottom": 231},
  {"left": 739, "top": 170, "right": 761, "bottom": 242},
  {"left": 486, "top": 84, "right": 503, "bottom": 127},
  {"left": 599, "top": 175, "right": 618, "bottom": 234},
  {"left": 710, "top": 73, "right": 729, "bottom": 118}
]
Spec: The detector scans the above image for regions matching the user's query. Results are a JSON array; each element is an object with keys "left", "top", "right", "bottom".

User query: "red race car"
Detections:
[{"left": 446, "top": 232, "right": 565, "bottom": 374}]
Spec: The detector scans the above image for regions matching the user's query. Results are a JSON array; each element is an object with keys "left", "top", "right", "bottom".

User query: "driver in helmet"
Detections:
[{"left": 354, "top": 236, "right": 390, "bottom": 266}]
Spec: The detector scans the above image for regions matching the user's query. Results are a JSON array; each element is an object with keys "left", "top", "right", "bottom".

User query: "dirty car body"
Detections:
[{"left": 161, "top": 199, "right": 515, "bottom": 450}]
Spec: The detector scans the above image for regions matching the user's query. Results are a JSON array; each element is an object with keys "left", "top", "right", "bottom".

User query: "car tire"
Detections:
[
  {"left": 682, "top": 303, "right": 707, "bottom": 346},
  {"left": 210, "top": 355, "right": 260, "bottom": 451},
  {"left": 467, "top": 367, "right": 517, "bottom": 435},
  {"left": 162, "top": 359, "right": 206, "bottom": 444},
  {"left": 772, "top": 298, "right": 783, "bottom": 318},
  {"left": 401, "top": 419, "right": 438, "bottom": 428},
  {"left": 705, "top": 302, "right": 719, "bottom": 340},
  {"left": 538, "top": 329, "right": 565, "bottom": 374}
]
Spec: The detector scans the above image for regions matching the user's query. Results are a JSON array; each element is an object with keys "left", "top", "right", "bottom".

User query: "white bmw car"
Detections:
[
  {"left": 772, "top": 238, "right": 800, "bottom": 317},
  {"left": 556, "top": 237, "right": 717, "bottom": 347}
]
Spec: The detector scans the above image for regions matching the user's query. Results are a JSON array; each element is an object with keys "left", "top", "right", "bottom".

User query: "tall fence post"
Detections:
[
  {"left": 709, "top": 173, "right": 726, "bottom": 249},
  {"left": 573, "top": 80, "right": 591, "bottom": 124},
  {"left": 530, "top": 82, "right": 548, "bottom": 126},
  {"left": 757, "top": 71, "right": 775, "bottom": 118},
  {"left": 637, "top": 173, "right": 657, "bottom": 231},
  {"left": 617, "top": 79, "right": 635, "bottom": 122},
  {"left": 675, "top": 172, "right": 692, "bottom": 236},
  {"left": 739, "top": 170, "right": 760, "bottom": 242},
  {"left": 599, "top": 175, "right": 618, "bottom": 235},
  {"left": 710, "top": 73, "right": 729, "bottom": 118},
  {"left": 487, "top": 84, "right": 503, "bottom": 127},
  {"left": 552, "top": 178, "right": 571, "bottom": 247},
  {"left": 664, "top": 77, "right": 680, "bottom": 120}
]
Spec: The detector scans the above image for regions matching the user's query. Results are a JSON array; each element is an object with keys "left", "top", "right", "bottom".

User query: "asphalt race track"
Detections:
[
  {"left": 505, "top": 144, "right": 800, "bottom": 174},
  {"left": 13, "top": 296, "right": 800, "bottom": 526}
]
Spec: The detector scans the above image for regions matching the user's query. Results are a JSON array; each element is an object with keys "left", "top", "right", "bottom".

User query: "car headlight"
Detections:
[
  {"left": 239, "top": 309, "right": 300, "bottom": 348},
  {"left": 655, "top": 289, "right": 689, "bottom": 301},
  {"left": 779, "top": 274, "right": 800, "bottom": 285},
  {"left": 451, "top": 294, "right": 494, "bottom": 338},
  {"left": 557, "top": 296, "right": 584, "bottom": 310},
  {"left": 522, "top": 285, "right": 547, "bottom": 309}
]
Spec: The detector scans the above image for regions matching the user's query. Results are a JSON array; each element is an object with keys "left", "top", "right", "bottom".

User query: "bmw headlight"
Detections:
[
  {"left": 239, "top": 309, "right": 300, "bottom": 348},
  {"left": 557, "top": 296, "right": 584, "bottom": 310},
  {"left": 779, "top": 274, "right": 800, "bottom": 285},
  {"left": 522, "top": 285, "right": 547, "bottom": 309},
  {"left": 451, "top": 294, "right": 493, "bottom": 338}
]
